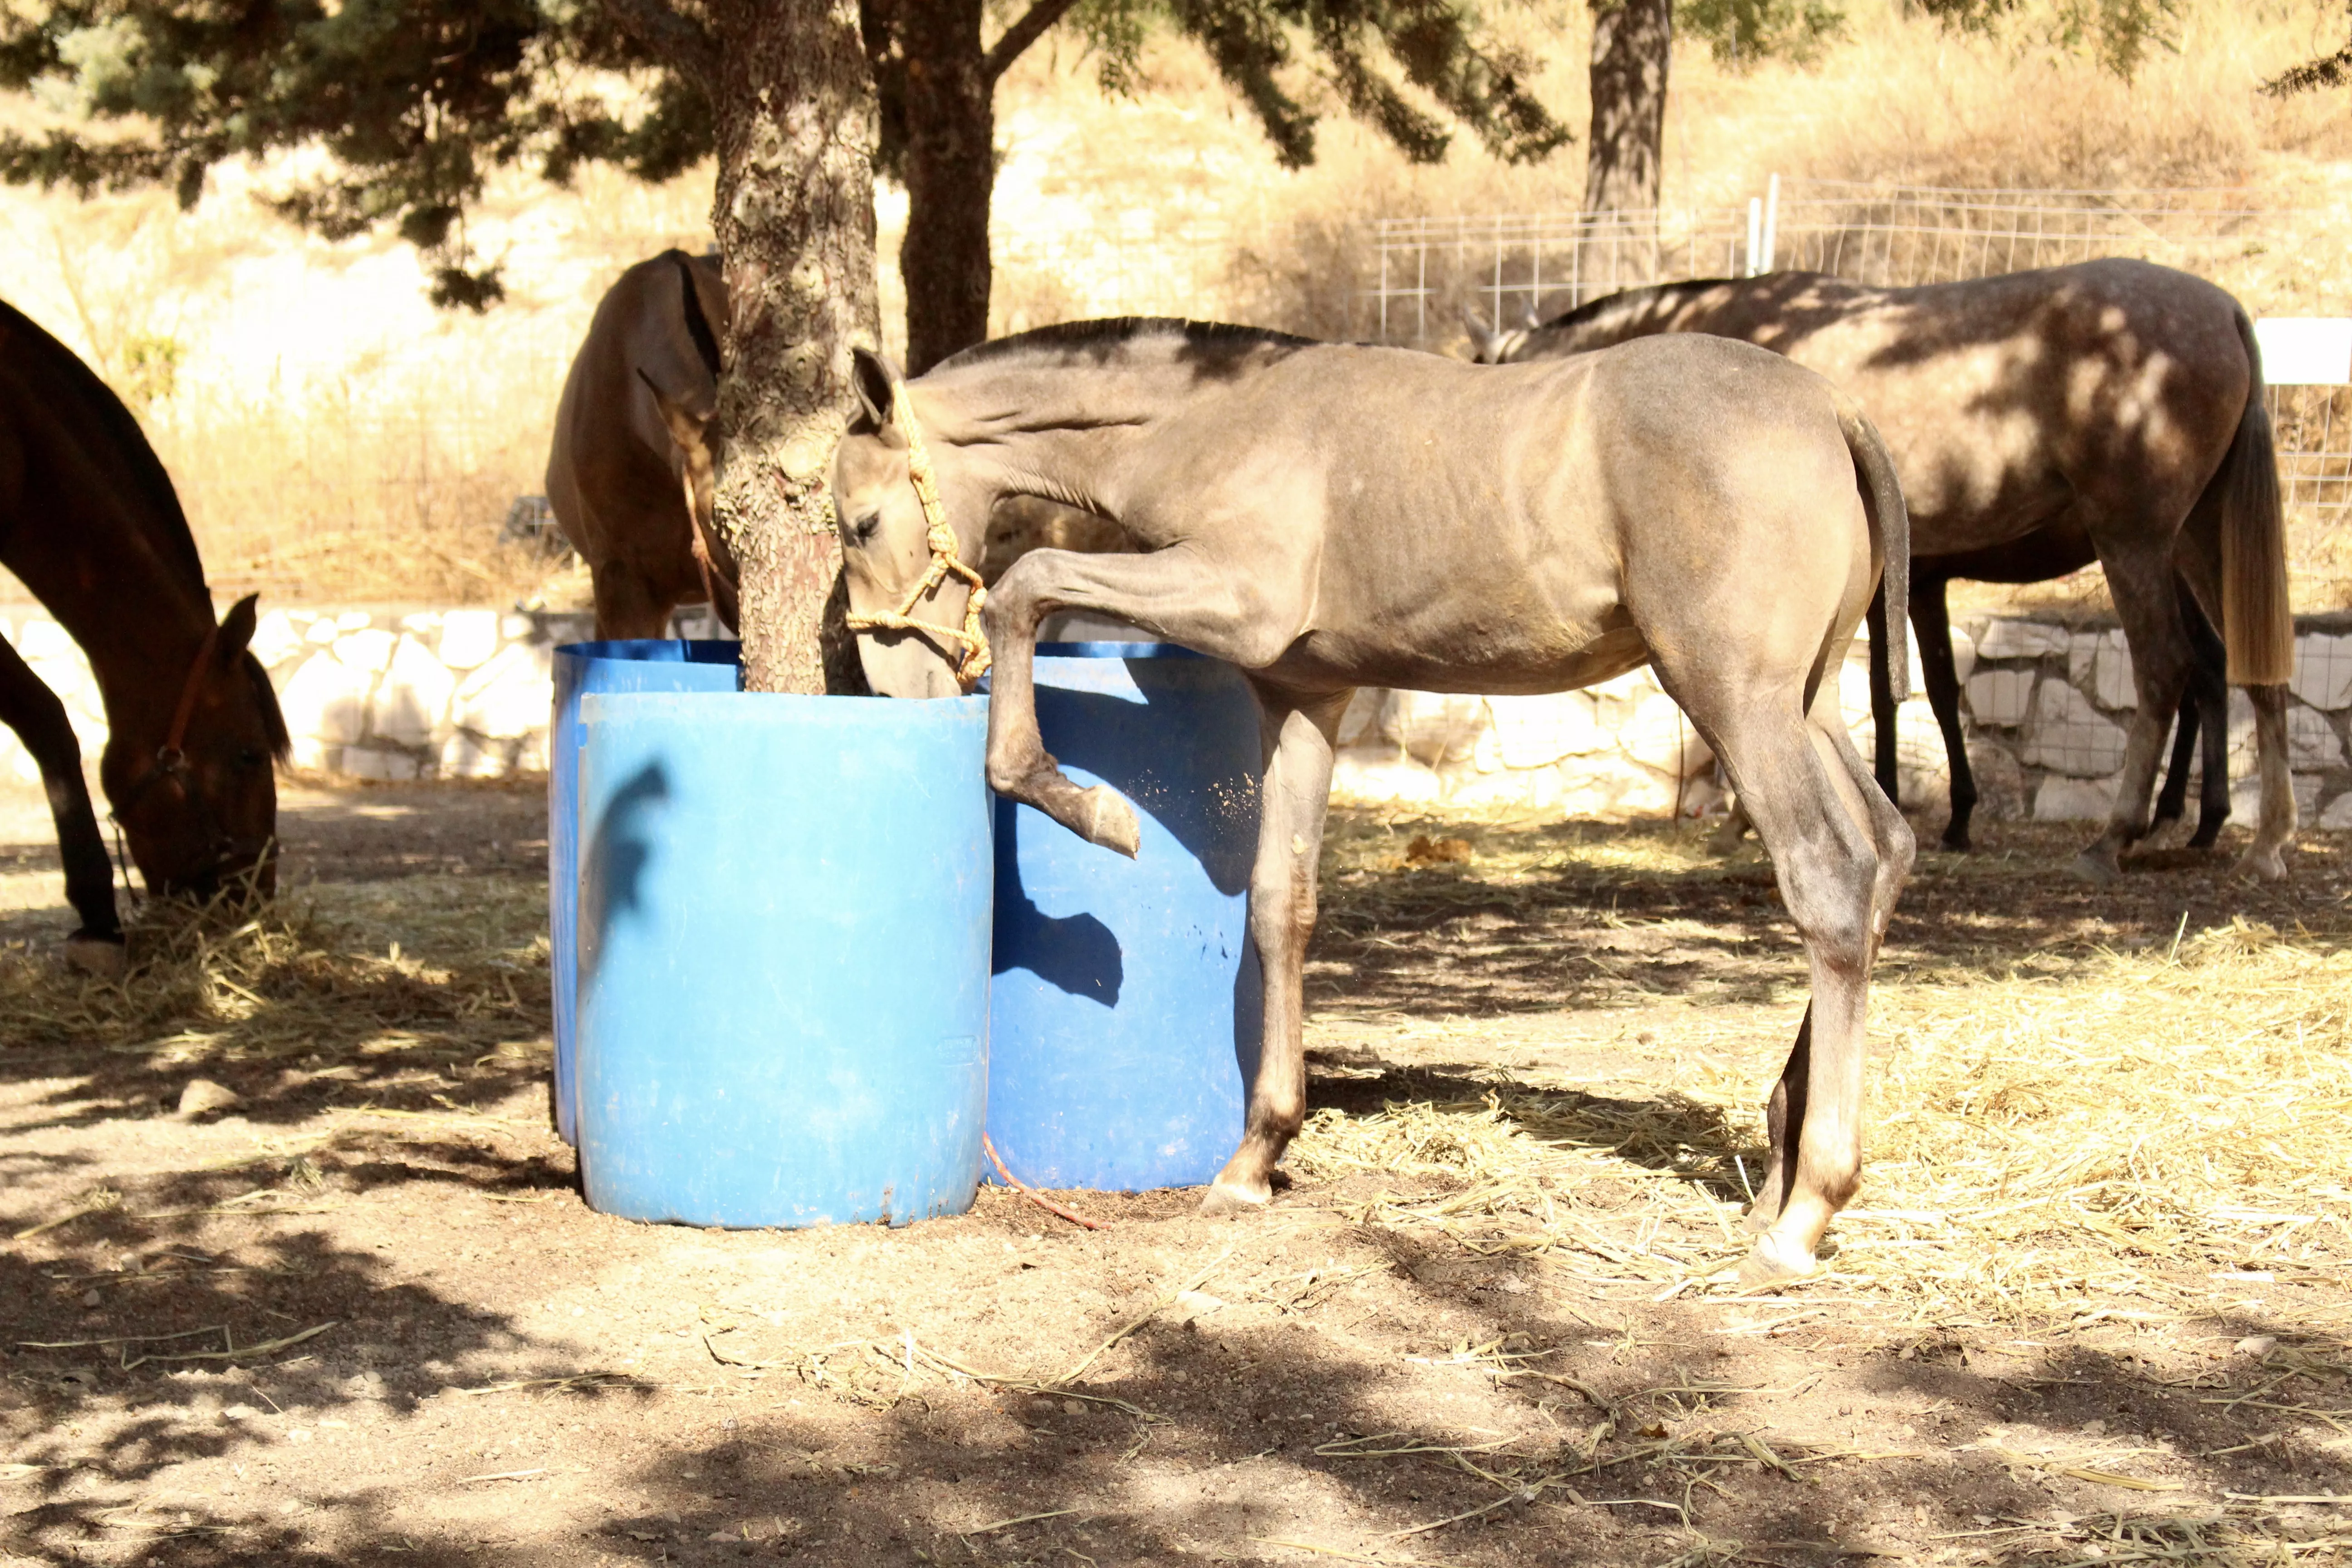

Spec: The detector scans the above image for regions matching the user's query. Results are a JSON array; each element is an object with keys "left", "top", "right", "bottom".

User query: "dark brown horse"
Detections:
[
  {"left": 0, "top": 299, "right": 288, "bottom": 971},
  {"left": 1470, "top": 260, "right": 2297, "bottom": 880},
  {"left": 545, "top": 250, "right": 740, "bottom": 637}
]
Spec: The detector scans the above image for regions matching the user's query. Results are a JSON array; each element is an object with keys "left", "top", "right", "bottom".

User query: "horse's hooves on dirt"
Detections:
[
  {"left": 1085, "top": 787, "right": 1142, "bottom": 858},
  {"left": 1198, "top": 1182, "right": 1269, "bottom": 1219},
  {"left": 1740, "top": 1202, "right": 1774, "bottom": 1235},
  {"left": 2235, "top": 847, "right": 2288, "bottom": 882},
  {"left": 1736, "top": 1233, "right": 1816, "bottom": 1288},
  {"left": 2071, "top": 849, "right": 2123, "bottom": 884},
  {"left": 64, "top": 934, "right": 127, "bottom": 980},
  {"left": 1938, "top": 830, "right": 1972, "bottom": 853}
]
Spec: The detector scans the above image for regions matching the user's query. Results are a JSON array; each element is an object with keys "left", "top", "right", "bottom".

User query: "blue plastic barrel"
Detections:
[
  {"left": 574, "top": 691, "right": 993, "bottom": 1228},
  {"left": 987, "top": 644, "right": 1264, "bottom": 1191},
  {"left": 549, "top": 640, "right": 740, "bottom": 1144}
]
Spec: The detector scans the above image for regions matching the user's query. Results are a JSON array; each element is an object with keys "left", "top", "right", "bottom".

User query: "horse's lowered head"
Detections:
[
  {"left": 1460, "top": 304, "right": 1540, "bottom": 364},
  {"left": 101, "top": 592, "right": 289, "bottom": 903},
  {"left": 830, "top": 348, "right": 989, "bottom": 700}
]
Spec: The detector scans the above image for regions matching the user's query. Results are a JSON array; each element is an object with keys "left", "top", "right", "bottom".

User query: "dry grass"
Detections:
[{"left": 0, "top": 876, "right": 550, "bottom": 1068}]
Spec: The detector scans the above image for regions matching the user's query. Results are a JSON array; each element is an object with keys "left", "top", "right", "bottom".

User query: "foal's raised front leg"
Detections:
[{"left": 1204, "top": 686, "right": 1350, "bottom": 1215}]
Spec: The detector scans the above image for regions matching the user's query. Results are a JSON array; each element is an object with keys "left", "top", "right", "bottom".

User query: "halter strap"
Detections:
[
  {"left": 841, "top": 399, "right": 991, "bottom": 691},
  {"left": 112, "top": 623, "right": 219, "bottom": 814}
]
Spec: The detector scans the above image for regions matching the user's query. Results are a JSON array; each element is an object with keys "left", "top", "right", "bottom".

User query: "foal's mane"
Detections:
[
  {"left": 1539, "top": 277, "right": 1743, "bottom": 333},
  {"left": 937, "top": 317, "right": 1318, "bottom": 372}
]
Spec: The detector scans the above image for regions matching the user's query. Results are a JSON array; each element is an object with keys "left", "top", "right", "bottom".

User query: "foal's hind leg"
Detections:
[{"left": 1684, "top": 688, "right": 1896, "bottom": 1282}]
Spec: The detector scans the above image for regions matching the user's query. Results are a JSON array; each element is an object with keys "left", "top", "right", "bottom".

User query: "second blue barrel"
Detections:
[
  {"left": 549, "top": 639, "right": 741, "bottom": 1145},
  {"left": 988, "top": 643, "right": 1264, "bottom": 1191}
]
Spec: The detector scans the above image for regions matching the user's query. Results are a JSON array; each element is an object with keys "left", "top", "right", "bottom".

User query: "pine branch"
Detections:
[
  {"left": 593, "top": 0, "right": 719, "bottom": 86},
  {"left": 985, "top": 0, "right": 1082, "bottom": 83}
]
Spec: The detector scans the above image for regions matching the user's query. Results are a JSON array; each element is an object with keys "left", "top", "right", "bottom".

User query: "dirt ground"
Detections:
[{"left": 3, "top": 776, "right": 2351, "bottom": 1568}]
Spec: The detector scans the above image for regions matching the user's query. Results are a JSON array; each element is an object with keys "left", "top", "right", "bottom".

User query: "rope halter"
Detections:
[{"left": 840, "top": 397, "right": 991, "bottom": 691}]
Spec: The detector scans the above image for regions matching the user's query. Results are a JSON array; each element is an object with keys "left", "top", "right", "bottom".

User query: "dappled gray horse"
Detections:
[
  {"left": 545, "top": 249, "right": 739, "bottom": 637},
  {"left": 1469, "top": 259, "right": 2297, "bottom": 879},
  {"left": 832, "top": 319, "right": 1913, "bottom": 1284}
]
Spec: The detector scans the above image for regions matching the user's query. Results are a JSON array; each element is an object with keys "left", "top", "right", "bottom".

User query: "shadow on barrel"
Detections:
[{"left": 579, "top": 759, "right": 671, "bottom": 1000}]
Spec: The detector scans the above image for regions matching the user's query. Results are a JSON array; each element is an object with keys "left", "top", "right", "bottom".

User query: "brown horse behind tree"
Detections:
[{"left": 0, "top": 299, "right": 288, "bottom": 971}]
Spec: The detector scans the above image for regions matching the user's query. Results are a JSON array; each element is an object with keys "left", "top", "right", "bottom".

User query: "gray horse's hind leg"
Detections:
[
  {"left": 2238, "top": 684, "right": 2296, "bottom": 880},
  {"left": 1203, "top": 686, "right": 1350, "bottom": 1215},
  {"left": 2079, "top": 547, "right": 2196, "bottom": 881}
]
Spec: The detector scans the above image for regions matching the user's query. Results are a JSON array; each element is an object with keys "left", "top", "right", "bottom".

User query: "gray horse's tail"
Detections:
[
  {"left": 1836, "top": 394, "right": 1910, "bottom": 704},
  {"left": 2220, "top": 309, "right": 2293, "bottom": 686}
]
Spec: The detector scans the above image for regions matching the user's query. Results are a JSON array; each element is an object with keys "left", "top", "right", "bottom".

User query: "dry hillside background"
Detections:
[{"left": 2, "top": 0, "right": 2350, "bottom": 607}]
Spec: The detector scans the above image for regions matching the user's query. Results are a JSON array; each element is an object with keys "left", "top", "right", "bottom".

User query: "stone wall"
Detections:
[{"left": 2, "top": 606, "right": 2348, "bottom": 833}]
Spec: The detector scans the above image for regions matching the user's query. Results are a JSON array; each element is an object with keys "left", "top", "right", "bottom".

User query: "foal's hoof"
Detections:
[
  {"left": 1736, "top": 1232, "right": 1817, "bottom": 1289},
  {"left": 64, "top": 932, "right": 127, "bottom": 980},
  {"left": 1199, "top": 1181, "right": 1269, "bottom": 1219},
  {"left": 2071, "top": 848, "right": 2123, "bottom": 884},
  {"left": 1084, "top": 787, "right": 1142, "bottom": 858},
  {"left": 2235, "top": 845, "right": 2288, "bottom": 883}
]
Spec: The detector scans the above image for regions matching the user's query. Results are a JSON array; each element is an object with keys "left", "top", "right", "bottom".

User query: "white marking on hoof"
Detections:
[
  {"left": 1198, "top": 1182, "right": 1269, "bottom": 1218},
  {"left": 64, "top": 936, "right": 126, "bottom": 981},
  {"left": 1085, "top": 787, "right": 1141, "bottom": 858},
  {"left": 1736, "top": 1231, "right": 1816, "bottom": 1288}
]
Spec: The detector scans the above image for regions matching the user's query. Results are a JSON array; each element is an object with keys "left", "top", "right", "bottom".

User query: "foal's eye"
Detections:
[{"left": 850, "top": 512, "right": 881, "bottom": 544}]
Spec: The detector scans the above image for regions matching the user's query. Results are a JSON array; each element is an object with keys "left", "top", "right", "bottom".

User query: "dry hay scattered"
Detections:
[
  {"left": 1291, "top": 916, "right": 2352, "bottom": 1326},
  {"left": 0, "top": 877, "right": 549, "bottom": 1070}
]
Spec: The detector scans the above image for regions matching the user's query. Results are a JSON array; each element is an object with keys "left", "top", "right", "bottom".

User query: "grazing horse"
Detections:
[
  {"left": 1467, "top": 260, "right": 2296, "bottom": 879},
  {"left": 833, "top": 318, "right": 1915, "bottom": 1283},
  {"left": 546, "top": 249, "right": 740, "bottom": 637},
  {"left": 0, "top": 299, "right": 288, "bottom": 970}
]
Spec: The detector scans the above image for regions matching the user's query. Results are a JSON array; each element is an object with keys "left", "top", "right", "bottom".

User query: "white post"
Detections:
[
  {"left": 1761, "top": 173, "right": 1780, "bottom": 274},
  {"left": 1745, "top": 197, "right": 1763, "bottom": 278}
]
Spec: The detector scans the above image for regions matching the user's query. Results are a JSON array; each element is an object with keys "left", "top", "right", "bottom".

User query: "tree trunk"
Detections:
[
  {"left": 705, "top": 0, "right": 883, "bottom": 694},
  {"left": 1579, "top": 0, "right": 1671, "bottom": 301},
  {"left": 1583, "top": 0, "right": 1671, "bottom": 215},
  {"left": 897, "top": 0, "right": 995, "bottom": 374}
]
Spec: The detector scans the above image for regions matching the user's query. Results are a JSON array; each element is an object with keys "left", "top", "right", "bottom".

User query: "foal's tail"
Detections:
[
  {"left": 1836, "top": 393, "right": 1911, "bottom": 703},
  {"left": 2220, "top": 309, "right": 2293, "bottom": 686}
]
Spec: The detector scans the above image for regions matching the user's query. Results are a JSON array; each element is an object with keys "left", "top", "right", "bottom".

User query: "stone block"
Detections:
[
  {"left": 370, "top": 636, "right": 458, "bottom": 747},
  {"left": 1558, "top": 760, "right": 1679, "bottom": 819},
  {"left": 335, "top": 610, "right": 373, "bottom": 631},
  {"left": 2288, "top": 704, "right": 2346, "bottom": 770},
  {"left": 1379, "top": 690, "right": 1487, "bottom": 768},
  {"left": 1330, "top": 746, "right": 1441, "bottom": 805},
  {"left": 1446, "top": 768, "right": 1557, "bottom": 812},
  {"left": 2034, "top": 775, "right": 2117, "bottom": 822},
  {"left": 1486, "top": 691, "right": 1608, "bottom": 768},
  {"left": 1616, "top": 690, "right": 1713, "bottom": 779},
  {"left": 450, "top": 643, "right": 553, "bottom": 741},
  {"left": 400, "top": 611, "right": 442, "bottom": 636},
  {"left": 1975, "top": 619, "right": 2071, "bottom": 660},
  {"left": 2291, "top": 632, "right": 2352, "bottom": 711},
  {"left": 278, "top": 649, "right": 373, "bottom": 749},
  {"left": 333, "top": 627, "right": 398, "bottom": 678},
  {"left": 1947, "top": 624, "right": 1976, "bottom": 687},
  {"left": 343, "top": 746, "right": 421, "bottom": 783},
  {"left": 439, "top": 732, "right": 511, "bottom": 780},
  {"left": 2318, "top": 789, "right": 2352, "bottom": 830},
  {"left": 1965, "top": 668, "right": 2035, "bottom": 727},
  {"left": 249, "top": 610, "right": 308, "bottom": 670},
  {"left": 501, "top": 613, "right": 537, "bottom": 642},
  {"left": 2022, "top": 680, "right": 2128, "bottom": 777},
  {"left": 436, "top": 610, "right": 503, "bottom": 672},
  {"left": 2068, "top": 632, "right": 2100, "bottom": 688},
  {"left": 1964, "top": 738, "right": 2029, "bottom": 821},
  {"left": 305, "top": 617, "right": 340, "bottom": 645},
  {"left": 15, "top": 619, "right": 75, "bottom": 662},
  {"left": 2231, "top": 772, "right": 2323, "bottom": 823},
  {"left": 2093, "top": 630, "right": 2136, "bottom": 710},
  {"left": 1334, "top": 688, "right": 1382, "bottom": 749},
  {"left": 1837, "top": 659, "right": 1874, "bottom": 729}
]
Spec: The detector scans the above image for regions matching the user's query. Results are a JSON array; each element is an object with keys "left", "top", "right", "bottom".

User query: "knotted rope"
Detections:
[{"left": 840, "top": 398, "right": 991, "bottom": 690}]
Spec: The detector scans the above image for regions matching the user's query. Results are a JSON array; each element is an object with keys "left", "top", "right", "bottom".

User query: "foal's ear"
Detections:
[
  {"left": 1460, "top": 306, "right": 1504, "bottom": 364},
  {"left": 216, "top": 593, "right": 260, "bottom": 664},
  {"left": 848, "top": 346, "right": 906, "bottom": 436}
]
